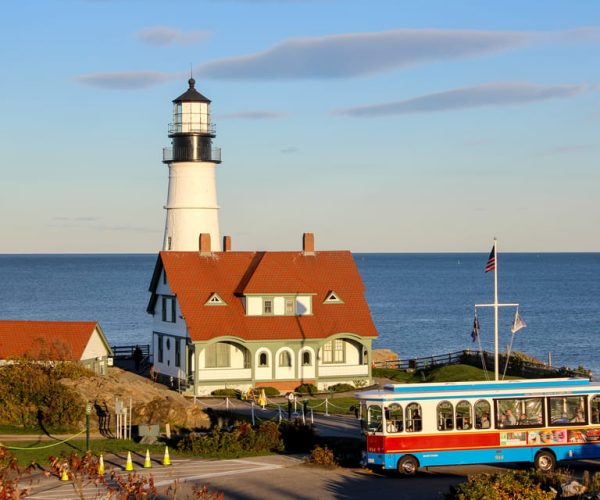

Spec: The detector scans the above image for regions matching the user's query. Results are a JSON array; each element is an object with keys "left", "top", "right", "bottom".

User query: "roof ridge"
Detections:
[
  {"left": 242, "top": 253, "right": 314, "bottom": 294},
  {"left": 234, "top": 251, "right": 264, "bottom": 295}
]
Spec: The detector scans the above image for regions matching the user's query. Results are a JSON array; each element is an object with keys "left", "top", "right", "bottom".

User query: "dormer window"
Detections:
[
  {"left": 263, "top": 298, "right": 273, "bottom": 315},
  {"left": 205, "top": 293, "right": 226, "bottom": 306},
  {"left": 285, "top": 297, "right": 295, "bottom": 315},
  {"left": 324, "top": 291, "right": 343, "bottom": 304}
]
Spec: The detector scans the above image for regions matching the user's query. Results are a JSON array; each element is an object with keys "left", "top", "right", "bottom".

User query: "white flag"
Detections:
[{"left": 511, "top": 310, "right": 527, "bottom": 333}]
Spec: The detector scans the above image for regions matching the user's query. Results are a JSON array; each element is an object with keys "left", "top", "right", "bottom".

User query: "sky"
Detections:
[{"left": 1, "top": 0, "right": 599, "bottom": 253}]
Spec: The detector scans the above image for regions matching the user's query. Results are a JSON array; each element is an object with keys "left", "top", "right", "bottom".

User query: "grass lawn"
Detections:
[
  {"left": 373, "top": 364, "right": 520, "bottom": 384},
  {"left": 306, "top": 396, "right": 358, "bottom": 415},
  {"left": 1, "top": 439, "right": 172, "bottom": 467}
]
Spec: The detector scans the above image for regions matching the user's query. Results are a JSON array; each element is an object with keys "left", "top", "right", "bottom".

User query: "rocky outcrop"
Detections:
[
  {"left": 372, "top": 349, "right": 399, "bottom": 364},
  {"left": 60, "top": 367, "right": 210, "bottom": 430}
]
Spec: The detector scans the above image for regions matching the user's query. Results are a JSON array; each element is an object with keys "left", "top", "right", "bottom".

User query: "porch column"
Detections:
[{"left": 194, "top": 344, "right": 200, "bottom": 395}]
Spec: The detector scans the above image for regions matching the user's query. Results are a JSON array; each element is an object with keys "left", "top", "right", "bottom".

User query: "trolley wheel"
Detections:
[
  {"left": 397, "top": 455, "right": 419, "bottom": 476},
  {"left": 534, "top": 450, "right": 556, "bottom": 472}
]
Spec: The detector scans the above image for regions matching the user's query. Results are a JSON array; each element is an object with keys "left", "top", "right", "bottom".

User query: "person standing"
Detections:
[{"left": 133, "top": 345, "right": 143, "bottom": 372}]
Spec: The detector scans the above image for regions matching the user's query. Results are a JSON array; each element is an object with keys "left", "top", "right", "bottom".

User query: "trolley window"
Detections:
[
  {"left": 456, "top": 400, "right": 473, "bottom": 430},
  {"left": 406, "top": 402, "right": 422, "bottom": 432},
  {"left": 385, "top": 403, "right": 403, "bottom": 433},
  {"left": 495, "top": 397, "right": 544, "bottom": 428},
  {"left": 548, "top": 396, "right": 587, "bottom": 425},
  {"left": 367, "top": 405, "right": 383, "bottom": 432},
  {"left": 474, "top": 399, "right": 491, "bottom": 429},
  {"left": 437, "top": 401, "right": 454, "bottom": 431},
  {"left": 591, "top": 396, "right": 600, "bottom": 425}
]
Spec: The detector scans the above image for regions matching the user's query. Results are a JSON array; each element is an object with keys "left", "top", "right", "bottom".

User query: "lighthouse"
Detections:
[{"left": 161, "top": 79, "right": 222, "bottom": 251}]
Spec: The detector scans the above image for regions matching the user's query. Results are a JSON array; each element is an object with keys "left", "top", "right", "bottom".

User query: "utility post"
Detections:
[{"left": 85, "top": 401, "right": 92, "bottom": 451}]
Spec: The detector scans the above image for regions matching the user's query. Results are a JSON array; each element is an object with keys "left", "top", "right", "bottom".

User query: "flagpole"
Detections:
[{"left": 493, "top": 238, "right": 499, "bottom": 381}]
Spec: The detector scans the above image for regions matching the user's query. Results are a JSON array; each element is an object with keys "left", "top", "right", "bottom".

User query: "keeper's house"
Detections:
[
  {"left": 0, "top": 320, "right": 113, "bottom": 375},
  {"left": 147, "top": 233, "right": 378, "bottom": 395}
]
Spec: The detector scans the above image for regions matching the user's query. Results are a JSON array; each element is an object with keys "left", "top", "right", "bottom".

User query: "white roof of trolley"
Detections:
[{"left": 356, "top": 378, "right": 600, "bottom": 402}]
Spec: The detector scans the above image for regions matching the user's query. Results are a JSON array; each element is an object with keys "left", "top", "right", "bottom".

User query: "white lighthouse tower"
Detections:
[{"left": 161, "top": 79, "right": 222, "bottom": 251}]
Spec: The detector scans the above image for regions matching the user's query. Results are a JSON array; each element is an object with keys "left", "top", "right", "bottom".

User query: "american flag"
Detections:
[{"left": 485, "top": 246, "right": 496, "bottom": 273}]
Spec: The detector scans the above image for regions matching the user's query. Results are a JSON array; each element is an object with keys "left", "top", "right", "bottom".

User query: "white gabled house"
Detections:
[
  {"left": 0, "top": 320, "right": 113, "bottom": 375},
  {"left": 147, "top": 233, "right": 379, "bottom": 395}
]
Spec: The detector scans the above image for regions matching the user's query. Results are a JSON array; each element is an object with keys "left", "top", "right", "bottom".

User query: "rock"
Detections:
[
  {"left": 60, "top": 367, "right": 210, "bottom": 429},
  {"left": 372, "top": 349, "right": 399, "bottom": 364},
  {"left": 562, "top": 480, "right": 586, "bottom": 497}
]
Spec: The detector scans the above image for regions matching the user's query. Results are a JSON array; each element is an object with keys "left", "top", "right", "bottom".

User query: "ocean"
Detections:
[{"left": 1, "top": 253, "right": 598, "bottom": 378}]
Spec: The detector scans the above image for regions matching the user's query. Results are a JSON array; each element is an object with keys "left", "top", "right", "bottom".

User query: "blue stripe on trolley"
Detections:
[{"left": 368, "top": 443, "right": 600, "bottom": 470}]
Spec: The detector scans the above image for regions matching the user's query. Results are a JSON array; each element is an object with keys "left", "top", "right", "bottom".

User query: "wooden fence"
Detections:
[
  {"left": 111, "top": 344, "right": 150, "bottom": 360},
  {"left": 373, "top": 349, "right": 589, "bottom": 379}
]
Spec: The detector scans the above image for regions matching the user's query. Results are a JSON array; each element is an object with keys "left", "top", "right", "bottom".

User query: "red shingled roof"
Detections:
[
  {"left": 148, "top": 250, "right": 378, "bottom": 342},
  {"left": 0, "top": 320, "right": 100, "bottom": 361}
]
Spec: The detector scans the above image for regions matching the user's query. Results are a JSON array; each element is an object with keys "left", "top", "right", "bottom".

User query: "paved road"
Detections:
[
  {"left": 197, "top": 397, "right": 362, "bottom": 438},
  {"left": 22, "top": 451, "right": 600, "bottom": 499}
]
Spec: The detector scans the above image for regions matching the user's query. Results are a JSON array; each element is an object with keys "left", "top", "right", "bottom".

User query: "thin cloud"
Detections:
[
  {"left": 196, "top": 28, "right": 533, "bottom": 79},
  {"left": 135, "top": 26, "right": 211, "bottom": 46},
  {"left": 218, "top": 111, "right": 288, "bottom": 120},
  {"left": 74, "top": 71, "right": 174, "bottom": 89},
  {"left": 333, "top": 82, "right": 589, "bottom": 117},
  {"left": 280, "top": 146, "right": 299, "bottom": 154},
  {"left": 551, "top": 26, "right": 600, "bottom": 43}
]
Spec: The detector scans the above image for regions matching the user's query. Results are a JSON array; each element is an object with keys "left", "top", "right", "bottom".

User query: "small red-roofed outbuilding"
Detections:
[{"left": 0, "top": 320, "right": 113, "bottom": 375}]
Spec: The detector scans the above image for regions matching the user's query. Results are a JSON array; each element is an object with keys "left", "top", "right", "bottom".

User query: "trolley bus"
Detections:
[{"left": 357, "top": 377, "right": 600, "bottom": 475}]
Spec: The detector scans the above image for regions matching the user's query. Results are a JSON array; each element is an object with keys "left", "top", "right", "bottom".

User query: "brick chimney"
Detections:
[
  {"left": 302, "top": 232, "right": 315, "bottom": 256},
  {"left": 199, "top": 233, "right": 212, "bottom": 257},
  {"left": 223, "top": 235, "right": 232, "bottom": 252}
]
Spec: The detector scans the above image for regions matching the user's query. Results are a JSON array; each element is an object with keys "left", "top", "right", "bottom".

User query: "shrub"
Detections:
[
  {"left": 0, "top": 447, "right": 29, "bottom": 498},
  {"left": 255, "top": 386, "right": 280, "bottom": 397},
  {"left": 309, "top": 445, "right": 336, "bottom": 467},
  {"left": 448, "top": 470, "right": 556, "bottom": 500},
  {"left": 328, "top": 383, "right": 354, "bottom": 393},
  {"left": 295, "top": 383, "right": 318, "bottom": 395},
  {"left": 177, "top": 421, "right": 283, "bottom": 455},
  {"left": 52, "top": 362, "right": 95, "bottom": 380},
  {"left": 279, "top": 420, "right": 315, "bottom": 453},
  {"left": 210, "top": 388, "right": 240, "bottom": 398},
  {"left": 0, "top": 362, "right": 85, "bottom": 429}
]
